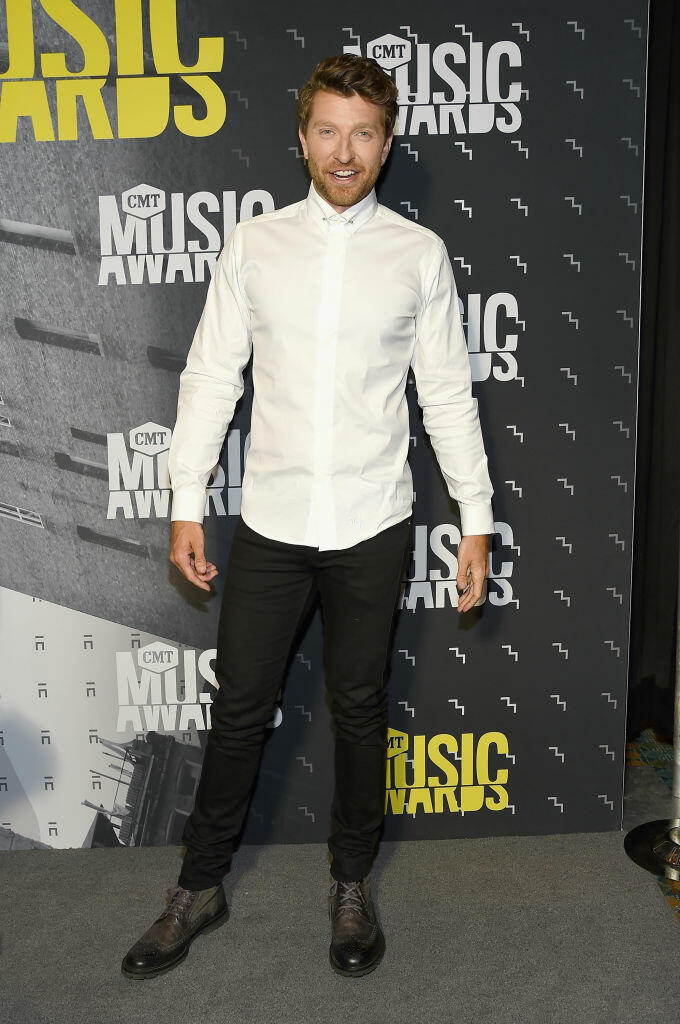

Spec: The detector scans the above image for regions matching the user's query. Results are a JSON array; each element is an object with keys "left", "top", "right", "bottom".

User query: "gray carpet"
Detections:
[{"left": 2, "top": 795, "right": 678, "bottom": 1024}]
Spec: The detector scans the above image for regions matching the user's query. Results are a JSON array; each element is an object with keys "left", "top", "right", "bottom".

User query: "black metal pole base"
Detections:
[{"left": 624, "top": 819, "right": 680, "bottom": 881}]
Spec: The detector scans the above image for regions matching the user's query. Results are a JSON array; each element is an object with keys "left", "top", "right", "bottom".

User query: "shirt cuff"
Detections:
[
  {"left": 459, "top": 502, "right": 495, "bottom": 536},
  {"left": 170, "top": 489, "right": 207, "bottom": 524}
]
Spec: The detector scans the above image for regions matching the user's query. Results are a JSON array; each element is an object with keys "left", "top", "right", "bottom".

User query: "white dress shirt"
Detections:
[{"left": 168, "top": 182, "right": 494, "bottom": 550}]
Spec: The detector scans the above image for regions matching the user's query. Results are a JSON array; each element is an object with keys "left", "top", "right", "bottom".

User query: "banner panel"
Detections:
[{"left": 0, "top": 1, "right": 647, "bottom": 847}]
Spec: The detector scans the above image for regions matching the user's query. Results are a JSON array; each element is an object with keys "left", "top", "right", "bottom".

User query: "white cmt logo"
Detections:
[
  {"left": 106, "top": 421, "right": 172, "bottom": 520},
  {"left": 106, "top": 422, "right": 250, "bottom": 520},
  {"left": 367, "top": 34, "right": 412, "bottom": 69},
  {"left": 98, "top": 184, "right": 275, "bottom": 286},
  {"left": 129, "top": 423, "right": 172, "bottom": 457},
  {"left": 121, "top": 183, "right": 166, "bottom": 218},
  {"left": 138, "top": 642, "right": 178, "bottom": 672},
  {"left": 115, "top": 642, "right": 282, "bottom": 734},
  {"left": 344, "top": 30, "right": 523, "bottom": 136}
]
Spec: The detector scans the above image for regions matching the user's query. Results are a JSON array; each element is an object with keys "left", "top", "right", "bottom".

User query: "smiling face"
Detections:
[{"left": 298, "top": 90, "right": 393, "bottom": 213}]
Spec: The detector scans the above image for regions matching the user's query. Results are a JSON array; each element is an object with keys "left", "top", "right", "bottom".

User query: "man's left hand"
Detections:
[{"left": 456, "top": 534, "right": 489, "bottom": 614}]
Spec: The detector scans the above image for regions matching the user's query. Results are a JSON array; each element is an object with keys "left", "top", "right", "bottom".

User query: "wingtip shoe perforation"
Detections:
[
  {"left": 328, "top": 877, "right": 385, "bottom": 977},
  {"left": 121, "top": 883, "right": 228, "bottom": 980}
]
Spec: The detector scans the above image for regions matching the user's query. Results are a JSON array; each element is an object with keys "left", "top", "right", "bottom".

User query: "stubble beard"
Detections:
[{"left": 306, "top": 153, "right": 380, "bottom": 211}]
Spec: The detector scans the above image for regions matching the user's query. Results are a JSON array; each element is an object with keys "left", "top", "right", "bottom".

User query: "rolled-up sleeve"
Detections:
[
  {"left": 411, "top": 243, "right": 494, "bottom": 536},
  {"left": 168, "top": 225, "right": 252, "bottom": 523}
]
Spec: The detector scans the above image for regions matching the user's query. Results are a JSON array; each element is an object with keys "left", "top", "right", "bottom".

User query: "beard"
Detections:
[{"left": 306, "top": 152, "right": 381, "bottom": 210}]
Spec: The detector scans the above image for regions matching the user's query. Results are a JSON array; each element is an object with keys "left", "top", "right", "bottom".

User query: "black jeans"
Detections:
[{"left": 178, "top": 512, "right": 412, "bottom": 889}]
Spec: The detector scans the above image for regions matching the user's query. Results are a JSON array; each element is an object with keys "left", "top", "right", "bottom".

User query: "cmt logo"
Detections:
[
  {"left": 139, "top": 642, "right": 177, "bottom": 669},
  {"left": 106, "top": 421, "right": 250, "bottom": 520},
  {"left": 116, "top": 641, "right": 283, "bottom": 734},
  {"left": 0, "top": 0, "right": 226, "bottom": 143},
  {"left": 98, "top": 183, "right": 275, "bottom": 286},
  {"left": 344, "top": 30, "right": 523, "bottom": 137},
  {"left": 131, "top": 425, "right": 171, "bottom": 452},
  {"left": 385, "top": 727, "right": 510, "bottom": 815},
  {"left": 367, "top": 34, "right": 411, "bottom": 68},
  {"left": 401, "top": 521, "right": 518, "bottom": 610},
  {"left": 106, "top": 422, "right": 172, "bottom": 520},
  {"left": 116, "top": 641, "right": 216, "bottom": 734},
  {"left": 123, "top": 184, "right": 165, "bottom": 215}
]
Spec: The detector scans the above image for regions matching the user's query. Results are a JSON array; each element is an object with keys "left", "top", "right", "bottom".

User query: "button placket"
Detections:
[{"left": 304, "top": 221, "right": 348, "bottom": 547}]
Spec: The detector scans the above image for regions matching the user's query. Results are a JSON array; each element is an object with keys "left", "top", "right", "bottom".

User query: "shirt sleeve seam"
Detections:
[{"left": 418, "top": 241, "right": 447, "bottom": 320}]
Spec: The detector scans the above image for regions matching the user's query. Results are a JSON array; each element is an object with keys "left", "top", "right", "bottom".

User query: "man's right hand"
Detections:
[{"left": 170, "top": 520, "right": 218, "bottom": 591}]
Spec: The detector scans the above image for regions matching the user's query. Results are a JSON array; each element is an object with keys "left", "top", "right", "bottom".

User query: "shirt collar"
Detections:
[{"left": 305, "top": 181, "right": 378, "bottom": 234}]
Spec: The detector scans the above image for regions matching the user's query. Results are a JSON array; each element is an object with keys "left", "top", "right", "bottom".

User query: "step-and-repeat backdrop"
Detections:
[{"left": 0, "top": 1, "right": 647, "bottom": 851}]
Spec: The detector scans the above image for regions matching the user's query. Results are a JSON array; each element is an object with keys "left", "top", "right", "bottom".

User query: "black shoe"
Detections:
[
  {"left": 121, "top": 883, "right": 228, "bottom": 980},
  {"left": 328, "top": 877, "right": 385, "bottom": 977}
]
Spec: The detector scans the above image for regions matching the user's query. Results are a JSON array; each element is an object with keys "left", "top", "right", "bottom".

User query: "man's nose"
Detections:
[{"left": 333, "top": 135, "right": 355, "bottom": 163}]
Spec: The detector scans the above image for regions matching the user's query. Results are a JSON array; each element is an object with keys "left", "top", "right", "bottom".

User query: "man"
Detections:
[{"left": 121, "top": 54, "right": 493, "bottom": 981}]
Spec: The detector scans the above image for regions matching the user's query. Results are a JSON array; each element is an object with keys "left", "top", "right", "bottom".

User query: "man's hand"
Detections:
[
  {"left": 456, "top": 534, "right": 489, "bottom": 614},
  {"left": 170, "top": 521, "right": 219, "bottom": 591}
]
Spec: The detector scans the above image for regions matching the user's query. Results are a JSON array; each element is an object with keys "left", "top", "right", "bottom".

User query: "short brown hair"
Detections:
[{"left": 297, "top": 54, "right": 399, "bottom": 138}]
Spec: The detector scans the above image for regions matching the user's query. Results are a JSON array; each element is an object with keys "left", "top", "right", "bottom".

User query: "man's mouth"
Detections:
[{"left": 329, "top": 169, "right": 360, "bottom": 182}]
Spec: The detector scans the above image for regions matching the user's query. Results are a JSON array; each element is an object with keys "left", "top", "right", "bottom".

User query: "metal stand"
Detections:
[{"left": 624, "top": 533, "right": 680, "bottom": 880}]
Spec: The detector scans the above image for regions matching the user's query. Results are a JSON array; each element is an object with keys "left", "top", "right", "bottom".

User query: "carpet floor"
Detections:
[{"left": 2, "top": 766, "right": 678, "bottom": 1024}]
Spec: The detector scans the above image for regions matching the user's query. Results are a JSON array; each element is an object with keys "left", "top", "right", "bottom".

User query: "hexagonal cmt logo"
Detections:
[
  {"left": 366, "top": 34, "right": 411, "bottom": 70},
  {"left": 129, "top": 422, "right": 172, "bottom": 456},
  {"left": 386, "top": 727, "right": 409, "bottom": 757},
  {"left": 138, "top": 642, "right": 178, "bottom": 674},
  {"left": 121, "top": 183, "right": 166, "bottom": 219}
]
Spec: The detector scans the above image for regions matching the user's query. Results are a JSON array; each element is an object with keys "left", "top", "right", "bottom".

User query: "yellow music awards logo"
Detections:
[
  {"left": 385, "top": 727, "right": 510, "bottom": 815},
  {"left": 0, "top": 0, "right": 226, "bottom": 142}
]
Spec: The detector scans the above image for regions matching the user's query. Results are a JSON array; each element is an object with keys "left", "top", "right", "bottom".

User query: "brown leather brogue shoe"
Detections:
[
  {"left": 328, "top": 877, "right": 385, "bottom": 977},
  {"left": 121, "top": 883, "right": 228, "bottom": 979}
]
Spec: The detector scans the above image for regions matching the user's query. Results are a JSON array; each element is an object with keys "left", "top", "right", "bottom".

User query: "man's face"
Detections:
[{"left": 298, "top": 90, "right": 393, "bottom": 213}]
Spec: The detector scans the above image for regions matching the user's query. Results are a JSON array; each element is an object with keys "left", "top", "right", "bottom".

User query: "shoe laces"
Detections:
[
  {"left": 163, "top": 885, "right": 196, "bottom": 920},
  {"left": 334, "top": 880, "right": 367, "bottom": 916}
]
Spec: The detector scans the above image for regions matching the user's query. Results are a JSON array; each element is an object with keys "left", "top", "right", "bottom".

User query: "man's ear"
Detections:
[
  {"left": 298, "top": 126, "right": 308, "bottom": 160},
  {"left": 381, "top": 132, "right": 394, "bottom": 166}
]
